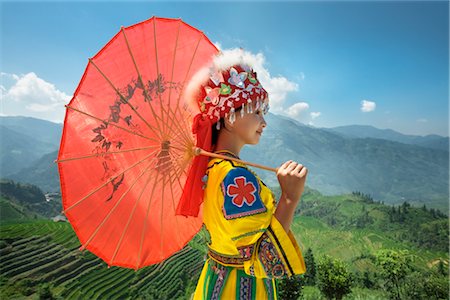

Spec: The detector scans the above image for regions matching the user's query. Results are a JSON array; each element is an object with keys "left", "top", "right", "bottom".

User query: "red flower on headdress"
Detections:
[{"left": 227, "top": 176, "right": 257, "bottom": 207}]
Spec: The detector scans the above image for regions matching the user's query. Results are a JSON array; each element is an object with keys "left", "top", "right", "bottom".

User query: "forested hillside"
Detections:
[{"left": 0, "top": 185, "right": 448, "bottom": 299}]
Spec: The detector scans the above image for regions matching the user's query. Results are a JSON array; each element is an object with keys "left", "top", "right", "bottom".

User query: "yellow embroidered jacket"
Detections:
[{"left": 193, "top": 157, "right": 306, "bottom": 300}]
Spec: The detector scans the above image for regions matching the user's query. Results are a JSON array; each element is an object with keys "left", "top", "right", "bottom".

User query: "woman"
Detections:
[{"left": 179, "top": 51, "right": 308, "bottom": 299}]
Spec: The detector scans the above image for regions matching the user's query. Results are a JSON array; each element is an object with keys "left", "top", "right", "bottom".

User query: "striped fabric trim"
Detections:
[
  {"left": 264, "top": 278, "right": 276, "bottom": 300},
  {"left": 267, "top": 226, "right": 294, "bottom": 276},
  {"left": 236, "top": 269, "right": 256, "bottom": 300},
  {"left": 231, "top": 228, "right": 267, "bottom": 241},
  {"left": 206, "top": 260, "right": 230, "bottom": 300}
]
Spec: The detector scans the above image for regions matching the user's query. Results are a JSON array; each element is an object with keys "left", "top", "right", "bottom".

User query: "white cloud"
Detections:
[
  {"left": 310, "top": 111, "right": 321, "bottom": 119},
  {"left": 361, "top": 100, "right": 376, "bottom": 112},
  {"left": 1, "top": 72, "right": 70, "bottom": 123},
  {"left": 417, "top": 118, "right": 428, "bottom": 123},
  {"left": 285, "top": 102, "right": 309, "bottom": 119}
]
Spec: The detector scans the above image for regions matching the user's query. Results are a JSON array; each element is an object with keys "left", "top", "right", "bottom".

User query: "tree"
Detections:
[
  {"left": 362, "top": 271, "right": 374, "bottom": 289},
  {"left": 303, "top": 248, "right": 316, "bottom": 286},
  {"left": 278, "top": 275, "right": 303, "bottom": 300},
  {"left": 38, "top": 283, "right": 53, "bottom": 300},
  {"left": 437, "top": 259, "right": 447, "bottom": 277},
  {"left": 375, "top": 249, "right": 412, "bottom": 300},
  {"left": 403, "top": 271, "right": 449, "bottom": 300},
  {"left": 316, "top": 255, "right": 352, "bottom": 300}
]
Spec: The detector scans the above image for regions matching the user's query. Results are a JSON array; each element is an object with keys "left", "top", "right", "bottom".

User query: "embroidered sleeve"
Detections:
[
  {"left": 243, "top": 216, "right": 306, "bottom": 279},
  {"left": 220, "top": 167, "right": 267, "bottom": 220}
]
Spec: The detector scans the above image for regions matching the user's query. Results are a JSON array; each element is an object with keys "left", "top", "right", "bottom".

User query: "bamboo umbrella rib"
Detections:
[
  {"left": 108, "top": 151, "right": 178, "bottom": 268},
  {"left": 167, "top": 129, "right": 191, "bottom": 152},
  {"left": 56, "top": 146, "right": 157, "bottom": 163},
  {"left": 166, "top": 152, "right": 187, "bottom": 248},
  {"left": 160, "top": 154, "right": 184, "bottom": 249},
  {"left": 166, "top": 144, "right": 186, "bottom": 153},
  {"left": 65, "top": 105, "right": 158, "bottom": 143},
  {"left": 169, "top": 146, "right": 192, "bottom": 180},
  {"left": 136, "top": 170, "right": 161, "bottom": 269},
  {"left": 120, "top": 27, "right": 166, "bottom": 141},
  {"left": 156, "top": 109, "right": 192, "bottom": 149},
  {"left": 63, "top": 148, "right": 159, "bottom": 213},
  {"left": 154, "top": 103, "right": 189, "bottom": 144},
  {"left": 168, "top": 150, "right": 189, "bottom": 192},
  {"left": 165, "top": 32, "right": 203, "bottom": 144},
  {"left": 152, "top": 20, "right": 168, "bottom": 139},
  {"left": 159, "top": 175, "right": 166, "bottom": 257},
  {"left": 167, "top": 31, "right": 204, "bottom": 137},
  {"left": 176, "top": 109, "right": 196, "bottom": 146},
  {"left": 151, "top": 21, "right": 199, "bottom": 144},
  {"left": 110, "top": 165, "right": 154, "bottom": 266},
  {"left": 88, "top": 58, "right": 163, "bottom": 141},
  {"left": 80, "top": 158, "right": 155, "bottom": 251},
  {"left": 161, "top": 105, "right": 193, "bottom": 147},
  {"left": 171, "top": 131, "right": 194, "bottom": 153},
  {"left": 166, "top": 20, "right": 181, "bottom": 116}
]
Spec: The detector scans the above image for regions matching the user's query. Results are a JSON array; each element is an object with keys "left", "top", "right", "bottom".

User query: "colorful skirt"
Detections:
[{"left": 193, "top": 258, "right": 277, "bottom": 300}]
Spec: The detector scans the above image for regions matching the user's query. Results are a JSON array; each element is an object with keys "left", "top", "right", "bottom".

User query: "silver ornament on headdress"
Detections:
[
  {"left": 247, "top": 99, "right": 253, "bottom": 113},
  {"left": 229, "top": 107, "right": 236, "bottom": 124}
]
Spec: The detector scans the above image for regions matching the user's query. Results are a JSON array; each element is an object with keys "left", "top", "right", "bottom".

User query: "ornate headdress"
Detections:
[
  {"left": 177, "top": 51, "right": 270, "bottom": 217},
  {"left": 196, "top": 64, "right": 269, "bottom": 129}
]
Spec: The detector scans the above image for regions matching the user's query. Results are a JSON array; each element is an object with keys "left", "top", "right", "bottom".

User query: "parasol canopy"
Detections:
[{"left": 57, "top": 17, "right": 219, "bottom": 269}]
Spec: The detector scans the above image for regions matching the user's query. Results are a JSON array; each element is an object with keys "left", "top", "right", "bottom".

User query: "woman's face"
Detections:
[{"left": 231, "top": 101, "right": 267, "bottom": 145}]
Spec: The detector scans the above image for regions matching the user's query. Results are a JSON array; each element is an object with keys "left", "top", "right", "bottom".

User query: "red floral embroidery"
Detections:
[{"left": 226, "top": 176, "right": 257, "bottom": 207}]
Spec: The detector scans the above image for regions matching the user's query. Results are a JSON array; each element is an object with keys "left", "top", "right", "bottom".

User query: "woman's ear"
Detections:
[{"left": 223, "top": 117, "right": 234, "bottom": 132}]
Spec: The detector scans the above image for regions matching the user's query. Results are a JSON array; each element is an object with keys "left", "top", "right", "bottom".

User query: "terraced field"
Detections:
[{"left": 0, "top": 220, "right": 204, "bottom": 299}]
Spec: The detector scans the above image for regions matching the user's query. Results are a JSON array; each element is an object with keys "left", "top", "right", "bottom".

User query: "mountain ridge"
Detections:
[{"left": 1, "top": 115, "right": 448, "bottom": 212}]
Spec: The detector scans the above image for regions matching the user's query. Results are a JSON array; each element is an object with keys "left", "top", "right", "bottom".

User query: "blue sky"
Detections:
[{"left": 1, "top": 0, "right": 448, "bottom": 137}]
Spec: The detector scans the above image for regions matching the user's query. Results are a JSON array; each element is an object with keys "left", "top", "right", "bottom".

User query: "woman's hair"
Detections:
[{"left": 211, "top": 106, "right": 243, "bottom": 146}]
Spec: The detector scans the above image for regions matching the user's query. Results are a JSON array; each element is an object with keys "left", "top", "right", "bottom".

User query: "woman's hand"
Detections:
[
  {"left": 274, "top": 160, "right": 308, "bottom": 232},
  {"left": 276, "top": 160, "right": 308, "bottom": 203}
]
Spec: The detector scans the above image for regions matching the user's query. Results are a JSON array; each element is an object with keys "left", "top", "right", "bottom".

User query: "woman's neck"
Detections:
[{"left": 214, "top": 130, "right": 243, "bottom": 158}]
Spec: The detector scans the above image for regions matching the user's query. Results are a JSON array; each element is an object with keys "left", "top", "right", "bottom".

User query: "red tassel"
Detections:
[{"left": 176, "top": 114, "right": 212, "bottom": 217}]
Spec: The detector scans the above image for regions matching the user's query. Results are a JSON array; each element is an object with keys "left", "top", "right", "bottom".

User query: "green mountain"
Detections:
[
  {"left": 325, "top": 124, "right": 449, "bottom": 151},
  {"left": 0, "top": 116, "right": 62, "bottom": 147},
  {"left": 8, "top": 150, "right": 60, "bottom": 193},
  {"left": 0, "top": 125, "right": 56, "bottom": 177},
  {"left": 243, "top": 113, "right": 449, "bottom": 212},
  {"left": 0, "top": 116, "right": 61, "bottom": 177}
]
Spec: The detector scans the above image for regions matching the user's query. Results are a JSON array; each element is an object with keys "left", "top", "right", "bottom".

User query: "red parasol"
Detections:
[{"left": 57, "top": 17, "right": 220, "bottom": 269}]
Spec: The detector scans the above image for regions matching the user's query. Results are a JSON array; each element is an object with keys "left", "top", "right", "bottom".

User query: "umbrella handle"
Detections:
[{"left": 194, "top": 147, "right": 278, "bottom": 173}]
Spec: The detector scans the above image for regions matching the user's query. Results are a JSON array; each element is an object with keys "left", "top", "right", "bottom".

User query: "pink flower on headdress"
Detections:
[
  {"left": 209, "top": 67, "right": 224, "bottom": 86},
  {"left": 204, "top": 86, "right": 220, "bottom": 105}
]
